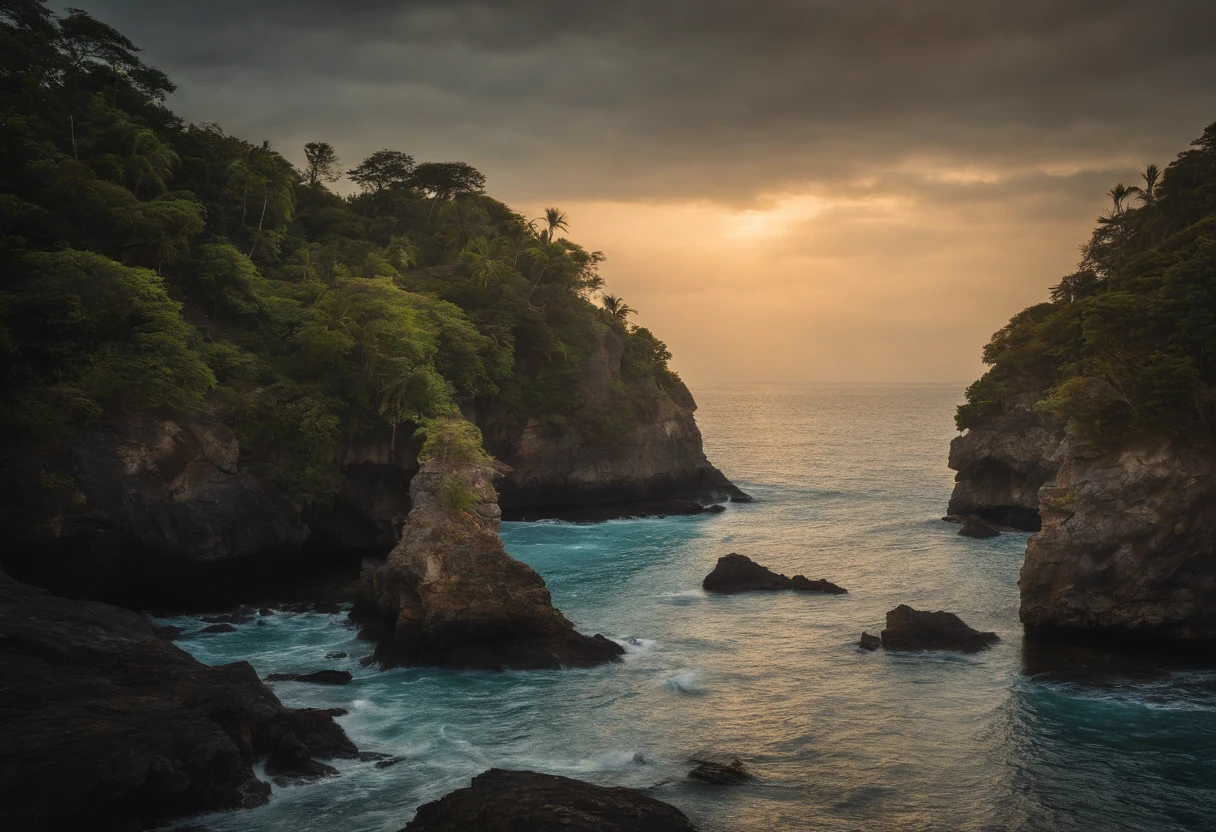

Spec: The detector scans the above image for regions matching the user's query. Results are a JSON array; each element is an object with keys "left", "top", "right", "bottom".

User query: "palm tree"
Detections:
[
  {"left": 1128, "top": 163, "right": 1161, "bottom": 205},
  {"left": 601, "top": 294, "right": 636, "bottom": 320},
  {"left": 461, "top": 236, "right": 503, "bottom": 287},
  {"left": 536, "top": 207, "right": 568, "bottom": 242},
  {"left": 1107, "top": 183, "right": 1135, "bottom": 214}
]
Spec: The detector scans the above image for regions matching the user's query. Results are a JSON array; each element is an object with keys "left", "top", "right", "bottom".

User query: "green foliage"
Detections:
[
  {"left": 958, "top": 122, "right": 1216, "bottom": 444},
  {"left": 0, "top": 5, "right": 679, "bottom": 505},
  {"left": 439, "top": 476, "right": 481, "bottom": 514}
]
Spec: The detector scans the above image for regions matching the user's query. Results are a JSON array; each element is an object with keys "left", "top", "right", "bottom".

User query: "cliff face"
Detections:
[
  {"left": 1020, "top": 437, "right": 1216, "bottom": 641},
  {"left": 0, "top": 414, "right": 307, "bottom": 604},
  {"left": 353, "top": 459, "right": 624, "bottom": 669},
  {"left": 947, "top": 395, "right": 1065, "bottom": 530},
  {"left": 480, "top": 329, "right": 748, "bottom": 519}
]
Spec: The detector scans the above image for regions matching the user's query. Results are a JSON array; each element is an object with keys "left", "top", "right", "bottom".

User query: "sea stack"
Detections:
[{"left": 353, "top": 426, "right": 623, "bottom": 669}]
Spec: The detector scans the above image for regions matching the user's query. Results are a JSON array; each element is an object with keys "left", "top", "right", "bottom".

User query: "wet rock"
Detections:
[
  {"left": 688, "top": 757, "right": 751, "bottom": 785},
  {"left": 325, "top": 651, "right": 349, "bottom": 660},
  {"left": 154, "top": 624, "right": 185, "bottom": 640},
  {"left": 880, "top": 604, "right": 999, "bottom": 653},
  {"left": 941, "top": 514, "right": 965, "bottom": 524},
  {"left": 859, "top": 632, "right": 882, "bottom": 651},
  {"left": 201, "top": 610, "right": 256, "bottom": 625},
  {"left": 265, "top": 670, "right": 353, "bottom": 685},
  {"left": 958, "top": 516, "right": 1000, "bottom": 539},
  {"left": 259, "top": 607, "right": 273, "bottom": 616},
  {"left": 375, "top": 756, "right": 404, "bottom": 769},
  {"left": 702, "top": 553, "right": 847, "bottom": 595},
  {"left": 403, "top": 768, "right": 699, "bottom": 831},
  {"left": 200, "top": 622, "right": 236, "bottom": 634},
  {"left": 0, "top": 571, "right": 358, "bottom": 830},
  {"left": 265, "top": 733, "right": 339, "bottom": 786},
  {"left": 353, "top": 459, "right": 624, "bottom": 670}
]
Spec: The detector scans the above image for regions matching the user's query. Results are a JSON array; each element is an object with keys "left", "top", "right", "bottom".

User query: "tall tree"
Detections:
[
  {"left": 540, "top": 207, "right": 568, "bottom": 241},
  {"left": 302, "top": 141, "right": 342, "bottom": 188},
  {"left": 348, "top": 149, "right": 414, "bottom": 194},
  {"left": 410, "top": 161, "right": 486, "bottom": 220}
]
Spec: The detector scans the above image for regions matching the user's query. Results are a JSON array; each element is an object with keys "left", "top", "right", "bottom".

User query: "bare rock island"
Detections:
[
  {"left": 353, "top": 452, "right": 623, "bottom": 670},
  {"left": 703, "top": 553, "right": 847, "bottom": 595},
  {"left": 878, "top": 604, "right": 999, "bottom": 652}
]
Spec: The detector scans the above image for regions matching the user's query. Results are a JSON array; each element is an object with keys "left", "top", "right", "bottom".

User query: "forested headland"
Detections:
[
  {"left": 957, "top": 122, "right": 1216, "bottom": 445},
  {"left": 0, "top": 1, "right": 686, "bottom": 508}
]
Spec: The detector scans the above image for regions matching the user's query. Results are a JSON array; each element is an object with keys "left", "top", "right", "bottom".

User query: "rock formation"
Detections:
[
  {"left": 0, "top": 414, "right": 307, "bottom": 605},
  {"left": 702, "top": 553, "right": 847, "bottom": 595},
  {"left": 958, "top": 515, "right": 1000, "bottom": 539},
  {"left": 0, "top": 570, "right": 358, "bottom": 831},
  {"left": 879, "top": 604, "right": 999, "bottom": 652},
  {"left": 403, "top": 769, "right": 699, "bottom": 832},
  {"left": 1020, "top": 436, "right": 1216, "bottom": 641},
  {"left": 688, "top": 757, "right": 751, "bottom": 785},
  {"left": 353, "top": 459, "right": 624, "bottom": 669},
  {"left": 947, "top": 395, "right": 1064, "bottom": 531},
  {"left": 480, "top": 328, "right": 749, "bottom": 520}
]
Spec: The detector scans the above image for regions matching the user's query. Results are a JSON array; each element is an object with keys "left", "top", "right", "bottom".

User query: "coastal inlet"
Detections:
[{"left": 161, "top": 385, "right": 1216, "bottom": 832}]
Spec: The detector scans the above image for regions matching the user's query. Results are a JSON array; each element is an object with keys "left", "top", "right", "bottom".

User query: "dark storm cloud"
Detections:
[{"left": 70, "top": 0, "right": 1216, "bottom": 202}]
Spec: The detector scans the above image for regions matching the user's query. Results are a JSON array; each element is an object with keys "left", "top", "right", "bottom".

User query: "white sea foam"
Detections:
[{"left": 664, "top": 669, "right": 707, "bottom": 695}]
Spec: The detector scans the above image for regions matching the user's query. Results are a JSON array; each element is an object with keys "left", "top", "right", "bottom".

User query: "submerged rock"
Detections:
[
  {"left": 858, "top": 632, "right": 882, "bottom": 651},
  {"left": 958, "top": 516, "right": 1000, "bottom": 539},
  {"left": 200, "top": 622, "right": 237, "bottom": 634},
  {"left": 265, "top": 670, "right": 353, "bottom": 685},
  {"left": 353, "top": 459, "right": 623, "bottom": 670},
  {"left": 688, "top": 757, "right": 751, "bottom": 785},
  {"left": 1021, "top": 436, "right": 1216, "bottom": 641},
  {"left": 403, "top": 768, "right": 699, "bottom": 831},
  {"left": 0, "top": 570, "right": 358, "bottom": 830},
  {"left": 702, "top": 553, "right": 847, "bottom": 595},
  {"left": 880, "top": 604, "right": 999, "bottom": 652},
  {"left": 325, "top": 651, "right": 349, "bottom": 660}
]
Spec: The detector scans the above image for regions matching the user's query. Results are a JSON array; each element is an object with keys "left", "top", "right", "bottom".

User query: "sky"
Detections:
[{"left": 75, "top": 0, "right": 1216, "bottom": 385}]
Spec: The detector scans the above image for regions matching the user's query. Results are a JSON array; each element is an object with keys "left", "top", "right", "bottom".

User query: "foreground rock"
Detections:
[
  {"left": 702, "top": 553, "right": 847, "bottom": 595},
  {"left": 0, "top": 414, "right": 308, "bottom": 606},
  {"left": 947, "top": 395, "right": 1065, "bottom": 531},
  {"left": 858, "top": 632, "right": 882, "bottom": 651},
  {"left": 958, "top": 516, "right": 1000, "bottom": 539},
  {"left": 1021, "top": 436, "right": 1216, "bottom": 641},
  {"left": 403, "top": 769, "right": 698, "bottom": 831},
  {"left": 353, "top": 455, "right": 624, "bottom": 669},
  {"left": 688, "top": 757, "right": 751, "bottom": 784},
  {"left": 880, "top": 604, "right": 999, "bottom": 652},
  {"left": 481, "top": 327, "right": 749, "bottom": 520},
  {"left": 0, "top": 571, "right": 358, "bottom": 831},
  {"left": 265, "top": 670, "right": 354, "bottom": 685}
]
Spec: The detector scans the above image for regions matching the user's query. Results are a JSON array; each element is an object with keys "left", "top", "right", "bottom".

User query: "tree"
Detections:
[
  {"left": 1129, "top": 163, "right": 1161, "bottom": 205},
  {"left": 601, "top": 293, "right": 635, "bottom": 319},
  {"left": 540, "top": 207, "right": 569, "bottom": 241},
  {"left": 56, "top": 7, "right": 174, "bottom": 99},
  {"left": 348, "top": 149, "right": 414, "bottom": 194},
  {"left": 410, "top": 161, "right": 486, "bottom": 220},
  {"left": 1107, "top": 183, "right": 1135, "bottom": 214},
  {"left": 302, "top": 141, "right": 342, "bottom": 188}
]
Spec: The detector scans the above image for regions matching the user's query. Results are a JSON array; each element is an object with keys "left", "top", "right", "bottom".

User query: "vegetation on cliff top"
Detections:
[
  {"left": 958, "top": 121, "right": 1216, "bottom": 444},
  {"left": 0, "top": 2, "right": 684, "bottom": 506}
]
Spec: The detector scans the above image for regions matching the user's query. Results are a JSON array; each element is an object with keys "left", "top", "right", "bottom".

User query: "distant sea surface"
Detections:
[{"left": 160, "top": 384, "right": 1216, "bottom": 831}]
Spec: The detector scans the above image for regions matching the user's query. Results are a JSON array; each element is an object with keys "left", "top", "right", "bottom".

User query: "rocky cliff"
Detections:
[
  {"left": 1020, "top": 437, "right": 1216, "bottom": 641},
  {"left": 947, "top": 395, "right": 1064, "bottom": 530},
  {"left": 480, "top": 328, "right": 748, "bottom": 520},
  {"left": 0, "top": 414, "right": 307, "bottom": 605},
  {"left": 0, "top": 570, "right": 358, "bottom": 830},
  {"left": 352, "top": 458, "right": 624, "bottom": 669}
]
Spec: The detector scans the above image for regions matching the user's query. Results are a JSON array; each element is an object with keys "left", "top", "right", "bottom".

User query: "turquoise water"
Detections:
[{"left": 160, "top": 385, "right": 1216, "bottom": 831}]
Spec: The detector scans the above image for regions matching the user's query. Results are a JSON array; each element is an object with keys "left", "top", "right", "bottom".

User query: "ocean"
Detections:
[{"left": 157, "top": 384, "right": 1216, "bottom": 831}]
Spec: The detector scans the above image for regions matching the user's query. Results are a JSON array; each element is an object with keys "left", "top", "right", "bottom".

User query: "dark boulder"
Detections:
[
  {"left": 880, "top": 604, "right": 999, "bottom": 652},
  {"left": 326, "top": 651, "right": 349, "bottom": 660},
  {"left": 0, "top": 571, "right": 358, "bottom": 831},
  {"left": 858, "top": 632, "right": 882, "bottom": 651},
  {"left": 702, "top": 553, "right": 846, "bottom": 595},
  {"left": 688, "top": 757, "right": 751, "bottom": 785},
  {"left": 958, "top": 516, "right": 1000, "bottom": 539},
  {"left": 402, "top": 768, "right": 699, "bottom": 831},
  {"left": 264, "top": 733, "right": 340, "bottom": 787},
  {"left": 200, "top": 622, "right": 236, "bottom": 634}
]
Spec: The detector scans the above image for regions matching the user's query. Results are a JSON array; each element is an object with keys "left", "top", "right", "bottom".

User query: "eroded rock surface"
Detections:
[
  {"left": 702, "top": 553, "right": 847, "bottom": 595},
  {"left": 0, "top": 414, "right": 307, "bottom": 605},
  {"left": 0, "top": 571, "right": 357, "bottom": 831},
  {"left": 480, "top": 328, "right": 749, "bottom": 520},
  {"left": 947, "top": 396, "right": 1065, "bottom": 531},
  {"left": 880, "top": 604, "right": 999, "bottom": 652},
  {"left": 353, "top": 460, "right": 623, "bottom": 669},
  {"left": 1021, "top": 437, "right": 1216, "bottom": 641},
  {"left": 959, "top": 516, "right": 1000, "bottom": 539},
  {"left": 403, "top": 768, "right": 699, "bottom": 832}
]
